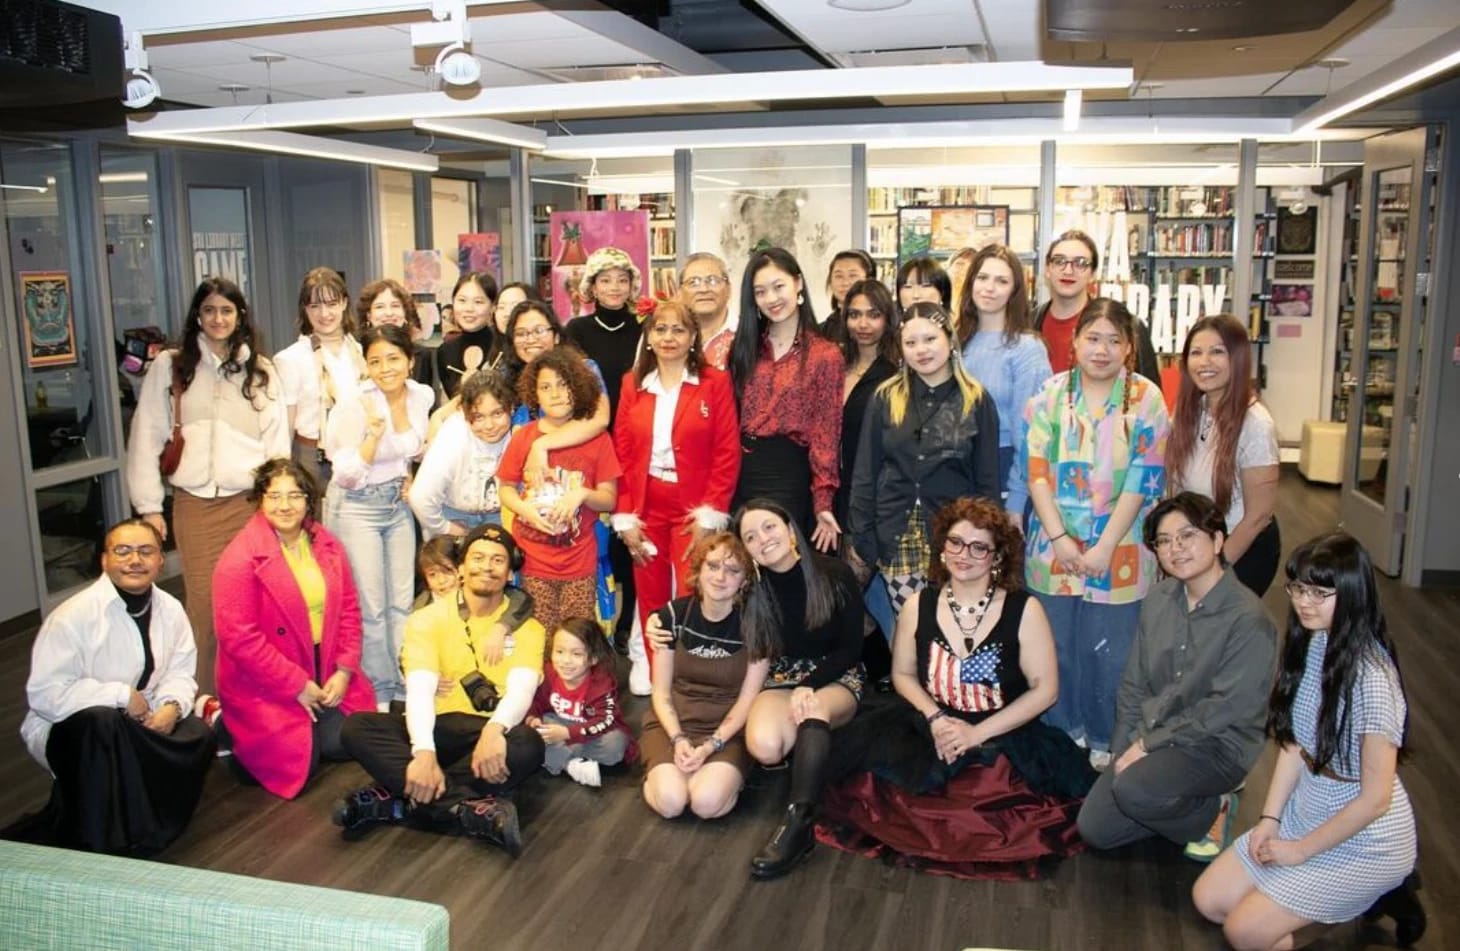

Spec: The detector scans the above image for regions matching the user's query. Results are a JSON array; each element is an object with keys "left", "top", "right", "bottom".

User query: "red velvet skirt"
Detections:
[{"left": 816, "top": 753, "right": 1087, "bottom": 881}]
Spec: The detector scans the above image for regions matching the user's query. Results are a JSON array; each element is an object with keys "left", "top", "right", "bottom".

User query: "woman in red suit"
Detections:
[
  {"left": 614, "top": 299, "right": 741, "bottom": 690},
  {"left": 210, "top": 458, "right": 375, "bottom": 798}
]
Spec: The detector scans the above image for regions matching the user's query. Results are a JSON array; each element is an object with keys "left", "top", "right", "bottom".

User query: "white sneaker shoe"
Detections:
[
  {"left": 1088, "top": 749, "right": 1113, "bottom": 771},
  {"left": 629, "top": 658, "right": 652, "bottom": 696},
  {"left": 566, "top": 757, "right": 602, "bottom": 788}
]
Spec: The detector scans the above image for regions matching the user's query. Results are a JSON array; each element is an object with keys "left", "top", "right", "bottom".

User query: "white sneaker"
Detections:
[
  {"left": 566, "top": 757, "right": 602, "bottom": 787},
  {"left": 1089, "top": 749, "right": 1113, "bottom": 771},
  {"left": 629, "top": 658, "right": 652, "bottom": 696}
]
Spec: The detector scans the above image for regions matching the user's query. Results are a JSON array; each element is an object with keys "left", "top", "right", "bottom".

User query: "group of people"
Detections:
[{"left": 8, "top": 233, "right": 1423, "bottom": 951}]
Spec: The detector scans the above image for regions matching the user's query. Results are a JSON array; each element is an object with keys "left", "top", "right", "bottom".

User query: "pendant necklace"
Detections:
[{"left": 945, "top": 584, "right": 995, "bottom": 654}]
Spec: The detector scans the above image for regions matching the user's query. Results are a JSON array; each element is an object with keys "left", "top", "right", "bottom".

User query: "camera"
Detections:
[{"left": 459, "top": 671, "right": 499, "bottom": 713}]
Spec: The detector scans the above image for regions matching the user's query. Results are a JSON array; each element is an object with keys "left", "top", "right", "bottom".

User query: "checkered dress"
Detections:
[{"left": 1233, "top": 633, "right": 1416, "bottom": 922}]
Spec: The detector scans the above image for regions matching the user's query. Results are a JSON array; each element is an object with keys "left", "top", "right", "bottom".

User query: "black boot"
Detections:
[
  {"left": 750, "top": 802, "right": 816, "bottom": 880},
  {"left": 1364, "top": 872, "right": 1425, "bottom": 947}
]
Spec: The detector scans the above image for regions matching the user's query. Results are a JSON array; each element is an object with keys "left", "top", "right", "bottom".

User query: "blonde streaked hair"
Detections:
[{"left": 880, "top": 301, "right": 984, "bottom": 426}]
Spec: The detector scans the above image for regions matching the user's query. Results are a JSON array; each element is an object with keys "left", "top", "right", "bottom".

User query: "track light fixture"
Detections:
[
  {"left": 413, "top": 0, "right": 480, "bottom": 88},
  {"left": 122, "top": 31, "right": 161, "bottom": 109},
  {"left": 435, "top": 42, "right": 481, "bottom": 87}
]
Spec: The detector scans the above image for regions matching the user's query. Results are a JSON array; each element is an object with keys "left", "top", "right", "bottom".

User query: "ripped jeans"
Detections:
[{"left": 1034, "top": 594, "right": 1141, "bottom": 753}]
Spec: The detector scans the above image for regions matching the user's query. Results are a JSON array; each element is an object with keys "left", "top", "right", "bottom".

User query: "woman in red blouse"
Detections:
[
  {"left": 727, "top": 248, "right": 845, "bottom": 553},
  {"left": 613, "top": 299, "right": 741, "bottom": 647}
]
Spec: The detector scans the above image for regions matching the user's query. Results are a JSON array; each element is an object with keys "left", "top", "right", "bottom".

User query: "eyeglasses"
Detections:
[
  {"left": 1284, "top": 582, "right": 1337, "bottom": 604},
  {"left": 264, "top": 491, "right": 308, "bottom": 505},
  {"left": 649, "top": 324, "right": 691, "bottom": 337},
  {"left": 944, "top": 536, "right": 994, "bottom": 558},
  {"left": 514, "top": 326, "right": 554, "bottom": 340},
  {"left": 845, "top": 308, "right": 884, "bottom": 320},
  {"left": 1152, "top": 526, "right": 1206, "bottom": 552},
  {"left": 1048, "top": 255, "right": 1092, "bottom": 272},
  {"left": 110, "top": 544, "right": 159, "bottom": 559},
  {"left": 682, "top": 275, "right": 727, "bottom": 289}
]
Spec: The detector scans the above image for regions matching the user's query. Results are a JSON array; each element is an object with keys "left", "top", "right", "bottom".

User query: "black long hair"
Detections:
[
  {"left": 733, "top": 498, "right": 842, "bottom": 633},
  {"left": 1267, "top": 532, "right": 1408, "bottom": 776},
  {"left": 174, "top": 276, "right": 271, "bottom": 405},
  {"left": 727, "top": 247, "right": 818, "bottom": 405}
]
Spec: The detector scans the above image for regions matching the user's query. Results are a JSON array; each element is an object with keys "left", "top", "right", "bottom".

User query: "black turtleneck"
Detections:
[
  {"left": 114, "top": 583, "right": 155, "bottom": 689},
  {"left": 762, "top": 554, "right": 864, "bottom": 689},
  {"left": 437, "top": 325, "right": 497, "bottom": 399},
  {"left": 564, "top": 304, "right": 637, "bottom": 420}
]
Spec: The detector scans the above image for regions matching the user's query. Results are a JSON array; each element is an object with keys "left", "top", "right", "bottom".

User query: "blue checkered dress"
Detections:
[{"left": 1234, "top": 632, "right": 1416, "bottom": 922}]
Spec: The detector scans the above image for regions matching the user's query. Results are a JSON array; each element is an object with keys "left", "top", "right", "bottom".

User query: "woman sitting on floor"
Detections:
[{"left": 816, "top": 496, "right": 1095, "bottom": 879}]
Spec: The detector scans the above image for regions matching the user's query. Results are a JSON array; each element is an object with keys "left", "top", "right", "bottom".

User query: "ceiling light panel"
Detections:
[{"left": 755, "top": 0, "right": 986, "bottom": 53}]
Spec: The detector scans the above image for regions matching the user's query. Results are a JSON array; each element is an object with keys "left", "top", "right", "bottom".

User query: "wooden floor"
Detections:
[{"left": 3, "top": 469, "right": 1455, "bottom": 951}]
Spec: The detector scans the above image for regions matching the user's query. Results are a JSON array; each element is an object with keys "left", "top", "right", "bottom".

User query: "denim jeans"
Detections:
[
  {"left": 1034, "top": 593, "right": 1142, "bottom": 752},
  {"left": 440, "top": 503, "right": 500, "bottom": 533},
  {"left": 325, "top": 479, "right": 415, "bottom": 702},
  {"left": 540, "top": 712, "right": 630, "bottom": 774}
]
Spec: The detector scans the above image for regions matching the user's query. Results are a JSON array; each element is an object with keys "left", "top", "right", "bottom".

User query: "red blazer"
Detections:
[
  {"left": 213, "top": 510, "right": 375, "bottom": 799},
  {"left": 613, "top": 364, "right": 740, "bottom": 523}
]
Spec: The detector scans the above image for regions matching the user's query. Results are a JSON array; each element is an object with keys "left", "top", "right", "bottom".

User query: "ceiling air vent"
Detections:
[
  {"left": 0, "top": 0, "right": 123, "bottom": 107},
  {"left": 1045, "top": 0, "right": 1362, "bottom": 42}
]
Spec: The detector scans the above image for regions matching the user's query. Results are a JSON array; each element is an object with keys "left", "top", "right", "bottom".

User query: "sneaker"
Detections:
[
  {"left": 1184, "top": 791, "right": 1238, "bottom": 862},
  {"left": 456, "top": 796, "right": 522, "bottom": 857},
  {"left": 566, "top": 757, "right": 602, "bottom": 788},
  {"left": 1088, "top": 749, "right": 1113, "bottom": 771},
  {"left": 628, "top": 658, "right": 652, "bottom": 697},
  {"left": 332, "top": 784, "right": 408, "bottom": 841},
  {"left": 193, "top": 693, "right": 222, "bottom": 727}
]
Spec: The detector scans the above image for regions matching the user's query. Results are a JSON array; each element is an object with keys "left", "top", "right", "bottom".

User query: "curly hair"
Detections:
[
  {"left": 296, "top": 267, "right": 356, "bottom": 337},
  {"left": 518, "top": 347, "right": 600, "bottom": 420},
  {"left": 686, "top": 532, "right": 779, "bottom": 661},
  {"left": 460, "top": 367, "right": 517, "bottom": 418},
  {"left": 357, "top": 278, "right": 419, "bottom": 332},
  {"left": 248, "top": 457, "right": 321, "bottom": 522},
  {"left": 172, "top": 276, "right": 272, "bottom": 407},
  {"left": 926, "top": 496, "right": 1024, "bottom": 589}
]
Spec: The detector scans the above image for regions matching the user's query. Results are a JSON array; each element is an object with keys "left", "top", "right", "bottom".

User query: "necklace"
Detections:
[
  {"left": 126, "top": 601, "right": 151, "bottom": 619},
  {"left": 1199, "top": 408, "right": 1215, "bottom": 443},
  {"left": 945, "top": 584, "right": 995, "bottom": 654},
  {"left": 593, "top": 313, "right": 626, "bottom": 332}
]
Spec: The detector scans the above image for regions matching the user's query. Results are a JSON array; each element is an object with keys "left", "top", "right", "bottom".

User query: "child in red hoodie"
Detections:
[{"left": 526, "top": 617, "right": 633, "bottom": 787}]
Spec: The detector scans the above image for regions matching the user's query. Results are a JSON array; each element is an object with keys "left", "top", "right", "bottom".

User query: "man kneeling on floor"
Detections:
[
  {"left": 337, "top": 524, "right": 546, "bottom": 856},
  {"left": 1077, "top": 492, "right": 1277, "bottom": 861}
]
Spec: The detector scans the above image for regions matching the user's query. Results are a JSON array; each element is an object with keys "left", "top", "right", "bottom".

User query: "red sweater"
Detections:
[{"left": 528, "top": 664, "right": 631, "bottom": 744}]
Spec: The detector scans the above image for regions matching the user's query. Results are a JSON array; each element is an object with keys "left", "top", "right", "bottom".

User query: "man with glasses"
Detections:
[
  {"left": 336, "top": 523, "right": 545, "bottom": 857},
  {"left": 13, "top": 518, "right": 215, "bottom": 854},
  {"left": 1035, "top": 230, "right": 1161, "bottom": 382},
  {"left": 1077, "top": 492, "right": 1275, "bottom": 862},
  {"left": 679, "top": 252, "right": 735, "bottom": 369}
]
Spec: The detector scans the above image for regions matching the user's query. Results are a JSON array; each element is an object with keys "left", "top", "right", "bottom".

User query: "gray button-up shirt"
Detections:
[{"left": 1112, "top": 568, "right": 1277, "bottom": 769}]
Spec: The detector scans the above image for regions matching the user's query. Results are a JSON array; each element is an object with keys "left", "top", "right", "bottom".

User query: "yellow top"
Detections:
[
  {"left": 400, "top": 593, "right": 546, "bottom": 717},
  {"left": 280, "top": 533, "right": 326, "bottom": 645}
]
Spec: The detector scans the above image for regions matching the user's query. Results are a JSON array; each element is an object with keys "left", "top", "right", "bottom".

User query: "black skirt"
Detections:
[{"left": 734, "top": 433, "right": 813, "bottom": 535}]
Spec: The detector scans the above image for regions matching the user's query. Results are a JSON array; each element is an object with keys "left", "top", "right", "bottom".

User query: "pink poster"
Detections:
[
  {"left": 458, "top": 233, "right": 503, "bottom": 282},
  {"left": 402, "top": 250, "right": 442, "bottom": 295},
  {"left": 548, "top": 210, "right": 650, "bottom": 319}
]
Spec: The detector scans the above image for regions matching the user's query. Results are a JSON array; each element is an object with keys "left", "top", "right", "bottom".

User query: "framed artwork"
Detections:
[
  {"left": 1271, "top": 283, "right": 1313, "bottom": 318},
  {"left": 897, "top": 205, "right": 1009, "bottom": 261},
  {"left": 20, "top": 271, "right": 78, "bottom": 368},
  {"left": 402, "top": 250, "right": 443, "bottom": 295},
  {"left": 458, "top": 233, "right": 503, "bottom": 282},
  {"left": 1276, "top": 206, "right": 1318, "bottom": 255}
]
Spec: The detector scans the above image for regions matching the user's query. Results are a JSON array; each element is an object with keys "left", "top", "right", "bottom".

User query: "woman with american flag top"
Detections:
[{"left": 812, "top": 497, "right": 1096, "bottom": 878}]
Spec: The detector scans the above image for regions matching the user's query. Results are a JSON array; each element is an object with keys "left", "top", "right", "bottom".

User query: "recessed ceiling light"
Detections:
[
  {"left": 827, "top": 0, "right": 912, "bottom": 10},
  {"left": 218, "top": 84, "right": 249, "bottom": 93},
  {"left": 1312, "top": 58, "right": 1351, "bottom": 70},
  {"left": 1233, "top": 45, "right": 1254, "bottom": 52},
  {"left": 347, "top": 89, "right": 366, "bottom": 95},
  {"left": 1175, "top": 27, "right": 1200, "bottom": 34},
  {"left": 250, "top": 54, "right": 286, "bottom": 65}
]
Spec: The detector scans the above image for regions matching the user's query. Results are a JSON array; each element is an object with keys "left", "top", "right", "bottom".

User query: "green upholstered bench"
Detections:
[{"left": 0, "top": 841, "right": 449, "bottom": 950}]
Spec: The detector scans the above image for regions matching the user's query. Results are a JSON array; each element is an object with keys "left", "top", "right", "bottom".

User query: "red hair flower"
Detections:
[{"left": 635, "top": 295, "right": 659, "bottom": 320}]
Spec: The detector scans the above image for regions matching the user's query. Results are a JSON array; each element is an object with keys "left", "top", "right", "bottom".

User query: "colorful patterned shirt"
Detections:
[
  {"left": 1023, "top": 370, "right": 1170, "bottom": 603},
  {"left": 738, "top": 329, "right": 844, "bottom": 516}
]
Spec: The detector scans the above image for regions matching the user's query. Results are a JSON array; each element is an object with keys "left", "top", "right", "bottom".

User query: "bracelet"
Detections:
[
  {"left": 669, "top": 733, "right": 689, "bottom": 747},
  {"left": 925, "top": 709, "right": 948, "bottom": 724},
  {"left": 1259, "top": 814, "right": 1281, "bottom": 824},
  {"left": 709, "top": 734, "right": 726, "bottom": 753},
  {"left": 1049, "top": 531, "right": 1069, "bottom": 542}
]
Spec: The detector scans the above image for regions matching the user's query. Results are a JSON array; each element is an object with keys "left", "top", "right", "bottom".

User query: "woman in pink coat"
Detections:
[{"left": 210, "top": 458, "right": 376, "bottom": 798}]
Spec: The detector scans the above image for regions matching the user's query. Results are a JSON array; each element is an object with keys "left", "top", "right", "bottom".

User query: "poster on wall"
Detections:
[
  {"left": 1271, "top": 284, "right": 1314, "bottom": 317},
  {"left": 20, "top": 271, "right": 78, "bottom": 368},
  {"left": 402, "top": 250, "right": 443, "bottom": 295},
  {"left": 898, "top": 205, "right": 1009, "bottom": 260},
  {"left": 548, "top": 210, "right": 650, "bottom": 319},
  {"left": 192, "top": 230, "right": 250, "bottom": 294},
  {"left": 458, "top": 233, "right": 503, "bottom": 282},
  {"left": 1276, "top": 206, "right": 1319, "bottom": 255}
]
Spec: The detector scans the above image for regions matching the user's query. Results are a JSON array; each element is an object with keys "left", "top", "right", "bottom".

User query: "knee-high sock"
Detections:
[{"left": 789, "top": 718, "right": 831, "bottom": 806}]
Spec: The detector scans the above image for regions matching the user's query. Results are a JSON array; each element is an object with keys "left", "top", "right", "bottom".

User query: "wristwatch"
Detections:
[{"left": 709, "top": 734, "right": 726, "bottom": 753}]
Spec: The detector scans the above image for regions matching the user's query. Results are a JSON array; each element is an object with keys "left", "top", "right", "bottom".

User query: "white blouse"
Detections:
[
  {"left": 324, "top": 379, "right": 434, "bottom": 489},
  {"left": 1179, "top": 400, "right": 1279, "bottom": 531}
]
